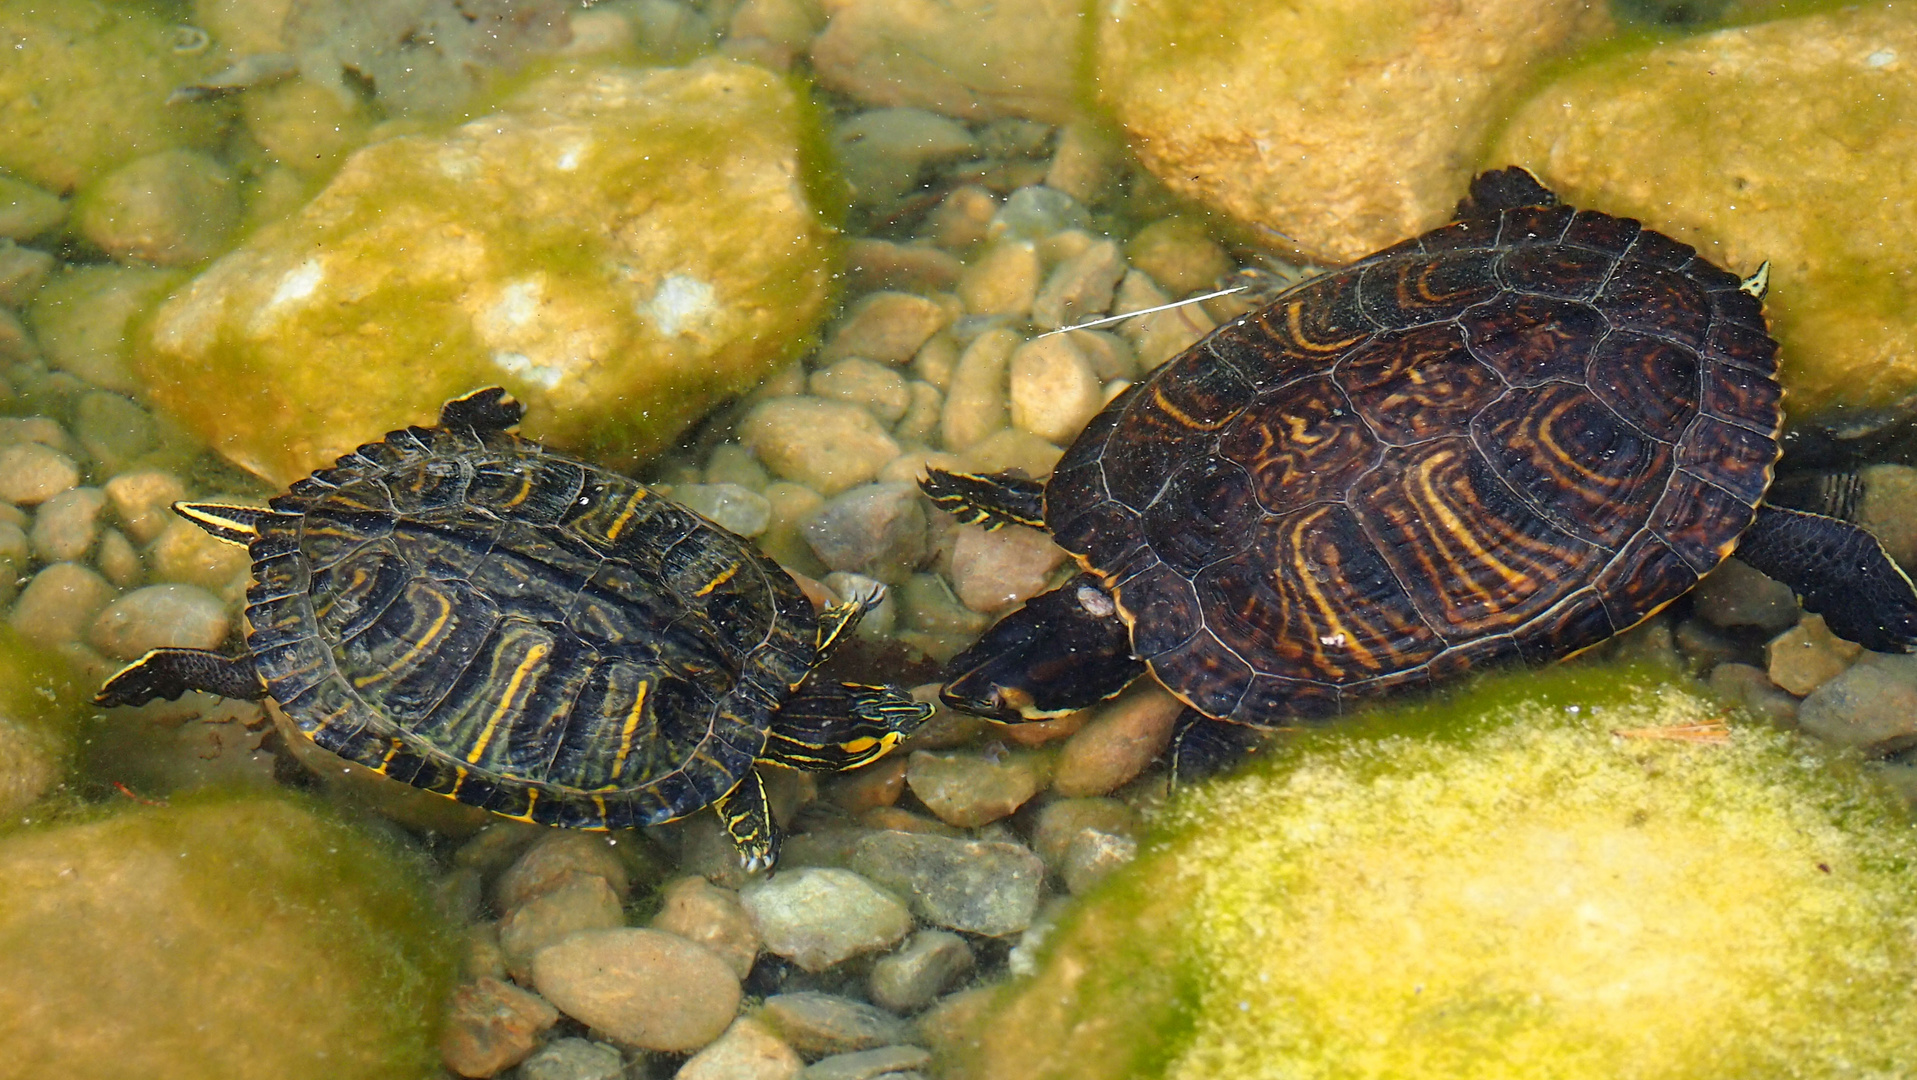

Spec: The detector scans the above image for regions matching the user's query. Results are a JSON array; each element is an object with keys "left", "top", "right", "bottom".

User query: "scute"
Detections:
[{"left": 1048, "top": 194, "right": 1782, "bottom": 724}]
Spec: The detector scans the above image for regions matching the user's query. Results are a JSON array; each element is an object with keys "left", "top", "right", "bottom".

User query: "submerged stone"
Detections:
[
  {"left": 0, "top": 792, "right": 457, "bottom": 1078},
  {"left": 1092, "top": 0, "right": 1609, "bottom": 264},
  {"left": 0, "top": 628, "right": 78, "bottom": 819},
  {"left": 139, "top": 58, "right": 840, "bottom": 484},
  {"left": 958, "top": 665, "right": 1917, "bottom": 1079},
  {"left": 1492, "top": 5, "right": 1917, "bottom": 421}
]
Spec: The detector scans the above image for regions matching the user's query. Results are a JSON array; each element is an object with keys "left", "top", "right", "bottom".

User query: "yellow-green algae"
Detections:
[
  {"left": 0, "top": 627, "right": 80, "bottom": 821},
  {"left": 959, "top": 665, "right": 1917, "bottom": 1080},
  {"left": 0, "top": 790, "right": 458, "bottom": 1080}
]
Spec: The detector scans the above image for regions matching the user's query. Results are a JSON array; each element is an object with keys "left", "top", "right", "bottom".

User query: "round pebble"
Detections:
[
  {"left": 673, "top": 482, "right": 773, "bottom": 537},
  {"left": 1032, "top": 239, "right": 1125, "bottom": 331},
  {"left": 1009, "top": 335, "right": 1104, "bottom": 444},
  {"left": 939, "top": 329, "right": 1018, "bottom": 451},
  {"left": 498, "top": 871, "right": 627, "bottom": 981},
  {"left": 438, "top": 976, "right": 558, "bottom": 1078},
  {"left": 704, "top": 442, "right": 771, "bottom": 490},
  {"left": 1692, "top": 558, "right": 1800, "bottom": 633},
  {"left": 957, "top": 239, "right": 1040, "bottom": 318},
  {"left": 0, "top": 175, "right": 66, "bottom": 240},
  {"left": 676, "top": 1017, "right": 804, "bottom": 1080},
  {"left": 849, "top": 832, "right": 1046, "bottom": 937},
  {"left": 948, "top": 523, "right": 1067, "bottom": 614},
  {"left": 990, "top": 185, "right": 1090, "bottom": 242},
  {"left": 531, "top": 927, "right": 741, "bottom": 1052},
  {"left": 743, "top": 397, "right": 902, "bottom": 496},
  {"left": 514, "top": 1037, "right": 625, "bottom": 1080},
  {"left": 802, "top": 1045, "right": 934, "bottom": 1080},
  {"left": 819, "top": 291, "right": 952, "bottom": 366},
  {"left": 1797, "top": 652, "right": 1917, "bottom": 752},
  {"left": 892, "top": 380, "right": 945, "bottom": 446},
  {"left": 905, "top": 748, "right": 1047, "bottom": 828},
  {"left": 1051, "top": 682, "right": 1185, "bottom": 796},
  {"left": 104, "top": 470, "right": 188, "bottom": 544},
  {"left": 87, "top": 583, "right": 230, "bottom": 662},
  {"left": 960, "top": 428, "right": 1063, "bottom": 479},
  {"left": 803, "top": 483, "right": 927, "bottom": 585},
  {"left": 74, "top": 149, "right": 241, "bottom": 266},
  {"left": 1766, "top": 614, "right": 1862, "bottom": 698},
  {"left": 648, "top": 875, "right": 761, "bottom": 979},
  {"left": 29, "top": 486, "right": 106, "bottom": 562},
  {"left": 1061, "top": 828, "right": 1138, "bottom": 895},
  {"left": 1125, "top": 217, "right": 1233, "bottom": 296},
  {"left": 868, "top": 929, "right": 975, "bottom": 1014},
  {"left": 923, "top": 185, "right": 998, "bottom": 251},
  {"left": 738, "top": 866, "right": 913, "bottom": 973},
  {"left": 757, "top": 992, "right": 910, "bottom": 1060},
  {"left": 0, "top": 241, "right": 54, "bottom": 308},
  {"left": 0, "top": 442, "right": 80, "bottom": 505},
  {"left": 72, "top": 391, "right": 157, "bottom": 474},
  {"left": 9, "top": 562, "right": 118, "bottom": 648},
  {"left": 1031, "top": 797, "right": 1138, "bottom": 872},
  {"left": 1115, "top": 268, "right": 1215, "bottom": 368},
  {"left": 494, "top": 830, "right": 632, "bottom": 910},
  {"left": 809, "top": 357, "right": 912, "bottom": 424},
  {"left": 94, "top": 527, "right": 143, "bottom": 588},
  {"left": 147, "top": 515, "right": 252, "bottom": 594}
]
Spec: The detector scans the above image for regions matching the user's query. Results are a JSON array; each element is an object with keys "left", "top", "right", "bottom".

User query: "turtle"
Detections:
[
  {"left": 95, "top": 388, "right": 930, "bottom": 870},
  {"left": 921, "top": 167, "right": 1917, "bottom": 768}
]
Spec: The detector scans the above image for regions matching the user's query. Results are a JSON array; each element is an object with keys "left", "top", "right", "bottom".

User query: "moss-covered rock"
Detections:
[
  {"left": 1491, "top": 5, "right": 1917, "bottom": 422},
  {"left": 0, "top": 1, "right": 227, "bottom": 194},
  {"left": 0, "top": 792, "right": 457, "bottom": 1079},
  {"left": 1090, "top": 0, "right": 1610, "bottom": 265},
  {"left": 139, "top": 58, "right": 841, "bottom": 484},
  {"left": 957, "top": 665, "right": 1917, "bottom": 1079},
  {"left": 28, "top": 264, "right": 183, "bottom": 394},
  {"left": 0, "top": 628, "right": 80, "bottom": 820}
]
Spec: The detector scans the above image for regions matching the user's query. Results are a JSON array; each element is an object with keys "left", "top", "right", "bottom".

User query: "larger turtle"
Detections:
[
  {"left": 923, "top": 168, "right": 1917, "bottom": 760},
  {"left": 96, "top": 388, "right": 929, "bottom": 869}
]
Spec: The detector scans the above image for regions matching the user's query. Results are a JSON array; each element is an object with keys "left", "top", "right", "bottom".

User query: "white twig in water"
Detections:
[{"left": 1032, "top": 285, "right": 1249, "bottom": 339}]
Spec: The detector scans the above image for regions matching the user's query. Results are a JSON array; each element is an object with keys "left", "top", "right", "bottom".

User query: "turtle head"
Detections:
[{"left": 940, "top": 574, "right": 1145, "bottom": 722}]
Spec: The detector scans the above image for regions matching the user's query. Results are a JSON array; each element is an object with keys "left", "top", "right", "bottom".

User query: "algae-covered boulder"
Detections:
[
  {"left": 0, "top": 793, "right": 457, "bottom": 1080},
  {"left": 1091, "top": 0, "right": 1610, "bottom": 265},
  {"left": 958, "top": 666, "right": 1917, "bottom": 1079},
  {"left": 139, "top": 58, "right": 840, "bottom": 484},
  {"left": 1492, "top": 5, "right": 1917, "bottom": 423},
  {"left": 0, "top": 628, "right": 80, "bottom": 819},
  {"left": 0, "top": 1, "right": 227, "bottom": 193}
]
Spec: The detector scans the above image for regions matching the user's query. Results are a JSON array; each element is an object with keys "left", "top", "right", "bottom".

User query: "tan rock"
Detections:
[
  {"left": 1094, "top": 0, "right": 1610, "bottom": 264},
  {"left": 1051, "top": 682, "right": 1184, "bottom": 797},
  {"left": 1113, "top": 269, "right": 1215, "bottom": 370},
  {"left": 1766, "top": 614, "right": 1863, "bottom": 698},
  {"left": 819, "top": 290, "right": 953, "bottom": 365},
  {"left": 1009, "top": 335, "right": 1104, "bottom": 445},
  {"left": 949, "top": 523, "right": 1067, "bottom": 614},
  {"left": 742, "top": 397, "right": 901, "bottom": 496},
  {"left": 439, "top": 977, "right": 559, "bottom": 1079},
  {"left": 940, "top": 328, "right": 1019, "bottom": 450},
  {"left": 1492, "top": 5, "right": 1917, "bottom": 419},
  {"left": 650, "top": 876, "right": 762, "bottom": 979},
  {"left": 960, "top": 428, "right": 1063, "bottom": 478},
  {"left": 138, "top": 60, "right": 838, "bottom": 484},
  {"left": 810, "top": 0, "right": 1084, "bottom": 123},
  {"left": 531, "top": 928, "right": 742, "bottom": 1052},
  {"left": 494, "top": 830, "right": 633, "bottom": 910},
  {"left": 676, "top": 1017, "right": 803, "bottom": 1080},
  {"left": 906, "top": 748, "right": 1048, "bottom": 827},
  {"left": 824, "top": 754, "right": 909, "bottom": 814},
  {"left": 958, "top": 239, "right": 1040, "bottom": 318},
  {"left": 498, "top": 871, "right": 627, "bottom": 981},
  {"left": 1126, "top": 217, "right": 1233, "bottom": 298}
]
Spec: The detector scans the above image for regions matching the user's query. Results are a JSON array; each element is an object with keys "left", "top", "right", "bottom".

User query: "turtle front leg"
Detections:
[
  {"left": 713, "top": 768, "right": 779, "bottom": 873},
  {"left": 919, "top": 469, "right": 1046, "bottom": 531},
  {"left": 1734, "top": 504, "right": 1917, "bottom": 653},
  {"left": 95, "top": 649, "right": 266, "bottom": 707}
]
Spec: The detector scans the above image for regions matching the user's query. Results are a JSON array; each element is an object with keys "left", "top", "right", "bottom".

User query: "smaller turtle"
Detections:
[{"left": 96, "top": 388, "right": 929, "bottom": 870}]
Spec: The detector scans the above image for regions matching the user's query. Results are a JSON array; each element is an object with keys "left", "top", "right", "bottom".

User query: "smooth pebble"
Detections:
[
  {"left": 437, "top": 976, "right": 558, "bottom": 1079},
  {"left": 675, "top": 1017, "right": 804, "bottom": 1080},
  {"left": 674, "top": 482, "right": 773, "bottom": 537},
  {"left": 939, "top": 329, "right": 1018, "bottom": 451},
  {"left": 514, "top": 1037, "right": 625, "bottom": 1080},
  {"left": 739, "top": 866, "right": 913, "bottom": 973},
  {"left": 94, "top": 527, "right": 142, "bottom": 588},
  {"left": 531, "top": 928, "right": 742, "bottom": 1052},
  {"left": 499, "top": 871, "right": 627, "bottom": 981},
  {"left": 868, "top": 929, "right": 975, "bottom": 1014},
  {"left": 956, "top": 240, "right": 1039, "bottom": 318},
  {"left": 29, "top": 486, "right": 106, "bottom": 562},
  {"left": 494, "top": 830, "right": 632, "bottom": 910},
  {"left": 1050, "top": 682, "right": 1185, "bottom": 796},
  {"left": 948, "top": 523, "right": 1066, "bottom": 614},
  {"left": 803, "top": 483, "right": 926, "bottom": 585},
  {"left": 809, "top": 357, "right": 912, "bottom": 424},
  {"left": 801, "top": 1044, "right": 933, "bottom": 1080},
  {"left": 1008, "top": 334, "right": 1104, "bottom": 444},
  {"left": 649, "top": 875, "right": 761, "bottom": 979},
  {"left": 1031, "top": 239, "right": 1124, "bottom": 331},
  {"left": 87, "top": 583, "right": 230, "bottom": 661},
  {"left": 10, "top": 562, "right": 118, "bottom": 647},
  {"left": 743, "top": 398, "right": 902, "bottom": 497},
  {"left": 0, "top": 442, "right": 79, "bottom": 505},
  {"left": 758, "top": 992, "right": 911, "bottom": 1061},
  {"left": 905, "top": 748, "right": 1047, "bottom": 828},
  {"left": 104, "top": 470, "right": 188, "bottom": 544},
  {"left": 849, "top": 831, "right": 1045, "bottom": 936},
  {"left": 820, "top": 292, "right": 952, "bottom": 366}
]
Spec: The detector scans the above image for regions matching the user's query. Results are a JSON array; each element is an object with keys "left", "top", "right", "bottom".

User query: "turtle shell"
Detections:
[
  {"left": 1044, "top": 197, "right": 1782, "bottom": 724},
  {"left": 241, "top": 418, "right": 817, "bottom": 829}
]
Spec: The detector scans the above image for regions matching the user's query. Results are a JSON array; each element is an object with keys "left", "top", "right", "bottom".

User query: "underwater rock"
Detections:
[
  {"left": 0, "top": 1, "right": 226, "bottom": 193},
  {"left": 676, "top": 1016, "right": 804, "bottom": 1080},
  {"left": 531, "top": 927, "right": 742, "bottom": 1051},
  {"left": 1492, "top": 5, "right": 1917, "bottom": 421},
  {"left": 1092, "top": 0, "right": 1608, "bottom": 264},
  {"left": 139, "top": 59, "right": 840, "bottom": 485},
  {"left": 739, "top": 865, "right": 914, "bottom": 972},
  {"left": 0, "top": 793, "right": 456, "bottom": 1079},
  {"left": 27, "top": 265, "right": 181, "bottom": 394},
  {"left": 0, "top": 175, "right": 66, "bottom": 241},
  {"left": 0, "top": 629, "right": 77, "bottom": 818},
  {"left": 954, "top": 666, "right": 1917, "bottom": 1079},
  {"left": 810, "top": 0, "right": 1085, "bottom": 123},
  {"left": 73, "top": 150, "right": 241, "bottom": 267}
]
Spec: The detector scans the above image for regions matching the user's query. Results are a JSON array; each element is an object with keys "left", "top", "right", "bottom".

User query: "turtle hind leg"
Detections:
[
  {"left": 1168, "top": 710, "right": 1273, "bottom": 786},
  {"left": 1734, "top": 504, "right": 1917, "bottom": 653},
  {"left": 764, "top": 682, "right": 929, "bottom": 771},
  {"left": 438, "top": 387, "right": 525, "bottom": 433},
  {"left": 95, "top": 649, "right": 265, "bottom": 707},
  {"left": 713, "top": 768, "right": 779, "bottom": 873},
  {"left": 919, "top": 469, "right": 1046, "bottom": 531}
]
